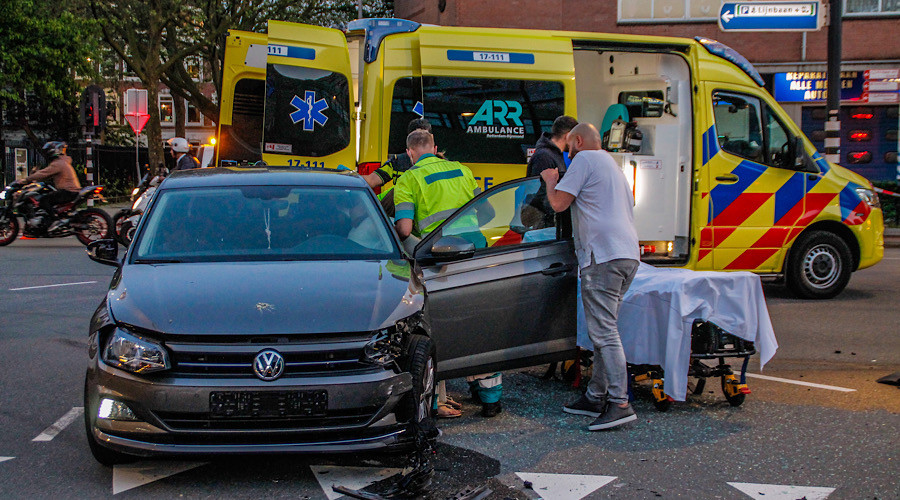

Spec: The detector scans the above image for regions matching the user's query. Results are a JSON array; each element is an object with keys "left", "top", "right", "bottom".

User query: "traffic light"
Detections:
[{"left": 80, "top": 85, "right": 107, "bottom": 133}]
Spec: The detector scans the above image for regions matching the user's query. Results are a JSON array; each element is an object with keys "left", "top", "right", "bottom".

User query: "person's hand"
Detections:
[{"left": 540, "top": 168, "right": 559, "bottom": 185}]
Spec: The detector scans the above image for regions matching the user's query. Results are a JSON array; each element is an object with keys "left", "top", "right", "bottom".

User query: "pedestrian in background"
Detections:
[{"left": 541, "top": 122, "right": 640, "bottom": 430}]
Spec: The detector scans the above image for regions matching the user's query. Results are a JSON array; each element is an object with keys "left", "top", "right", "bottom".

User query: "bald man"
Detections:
[{"left": 541, "top": 123, "right": 640, "bottom": 431}]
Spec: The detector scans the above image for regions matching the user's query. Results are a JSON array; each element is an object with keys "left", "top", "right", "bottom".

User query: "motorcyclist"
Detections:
[
  {"left": 22, "top": 141, "right": 82, "bottom": 227},
  {"left": 167, "top": 137, "right": 200, "bottom": 171}
]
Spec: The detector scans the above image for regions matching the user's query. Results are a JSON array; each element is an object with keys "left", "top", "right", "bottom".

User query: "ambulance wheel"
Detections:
[
  {"left": 721, "top": 377, "right": 746, "bottom": 407},
  {"left": 787, "top": 230, "right": 852, "bottom": 300}
]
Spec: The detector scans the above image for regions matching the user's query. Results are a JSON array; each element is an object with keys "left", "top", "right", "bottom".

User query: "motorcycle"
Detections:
[
  {"left": 0, "top": 181, "right": 112, "bottom": 246},
  {"left": 112, "top": 171, "right": 165, "bottom": 246}
]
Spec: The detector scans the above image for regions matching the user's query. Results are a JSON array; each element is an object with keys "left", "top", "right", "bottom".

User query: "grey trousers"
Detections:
[{"left": 581, "top": 258, "right": 639, "bottom": 405}]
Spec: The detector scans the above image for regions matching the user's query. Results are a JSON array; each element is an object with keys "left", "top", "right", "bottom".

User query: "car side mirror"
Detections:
[
  {"left": 429, "top": 236, "right": 475, "bottom": 262},
  {"left": 86, "top": 239, "right": 120, "bottom": 267}
]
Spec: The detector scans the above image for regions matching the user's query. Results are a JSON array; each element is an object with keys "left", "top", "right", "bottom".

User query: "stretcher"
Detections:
[{"left": 576, "top": 263, "right": 778, "bottom": 407}]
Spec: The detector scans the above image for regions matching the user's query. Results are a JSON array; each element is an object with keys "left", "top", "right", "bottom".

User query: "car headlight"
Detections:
[
  {"left": 855, "top": 188, "right": 880, "bottom": 209},
  {"left": 362, "top": 314, "right": 423, "bottom": 366},
  {"left": 103, "top": 328, "right": 170, "bottom": 374},
  {"left": 131, "top": 187, "right": 140, "bottom": 196},
  {"left": 363, "top": 327, "right": 402, "bottom": 366}
]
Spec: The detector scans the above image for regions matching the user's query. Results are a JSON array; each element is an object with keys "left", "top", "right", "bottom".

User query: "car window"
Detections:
[
  {"left": 133, "top": 186, "right": 400, "bottom": 262},
  {"left": 712, "top": 91, "right": 765, "bottom": 163},
  {"left": 434, "top": 178, "right": 557, "bottom": 251}
]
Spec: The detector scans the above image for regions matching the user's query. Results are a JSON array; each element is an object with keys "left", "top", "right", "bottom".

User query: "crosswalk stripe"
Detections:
[
  {"left": 33, "top": 407, "right": 84, "bottom": 442},
  {"left": 729, "top": 482, "right": 835, "bottom": 499}
]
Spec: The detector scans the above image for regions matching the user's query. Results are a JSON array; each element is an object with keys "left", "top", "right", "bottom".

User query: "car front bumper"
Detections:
[{"left": 85, "top": 358, "right": 415, "bottom": 457}]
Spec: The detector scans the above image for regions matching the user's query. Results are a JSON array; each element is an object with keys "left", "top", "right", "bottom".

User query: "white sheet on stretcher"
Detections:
[{"left": 576, "top": 262, "right": 778, "bottom": 401}]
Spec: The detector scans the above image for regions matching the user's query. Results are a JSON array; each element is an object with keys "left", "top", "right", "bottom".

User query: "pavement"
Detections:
[{"left": 885, "top": 227, "right": 900, "bottom": 248}]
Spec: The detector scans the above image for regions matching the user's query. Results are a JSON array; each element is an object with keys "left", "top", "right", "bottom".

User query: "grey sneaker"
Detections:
[
  {"left": 563, "top": 394, "right": 606, "bottom": 418},
  {"left": 588, "top": 403, "right": 636, "bottom": 431}
]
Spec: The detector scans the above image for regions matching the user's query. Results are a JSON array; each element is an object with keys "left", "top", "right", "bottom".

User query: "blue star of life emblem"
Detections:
[{"left": 290, "top": 91, "right": 329, "bottom": 131}]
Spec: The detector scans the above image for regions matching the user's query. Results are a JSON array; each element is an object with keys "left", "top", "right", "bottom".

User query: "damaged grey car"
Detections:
[{"left": 84, "top": 167, "right": 576, "bottom": 464}]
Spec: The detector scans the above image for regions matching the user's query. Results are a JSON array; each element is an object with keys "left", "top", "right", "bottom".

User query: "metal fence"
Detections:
[{"left": 2, "top": 141, "right": 151, "bottom": 201}]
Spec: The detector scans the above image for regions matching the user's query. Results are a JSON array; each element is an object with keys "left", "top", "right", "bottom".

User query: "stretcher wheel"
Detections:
[
  {"left": 651, "top": 378, "right": 674, "bottom": 412},
  {"left": 688, "top": 377, "right": 706, "bottom": 395},
  {"left": 721, "top": 376, "right": 746, "bottom": 407},
  {"left": 653, "top": 397, "right": 673, "bottom": 412}
]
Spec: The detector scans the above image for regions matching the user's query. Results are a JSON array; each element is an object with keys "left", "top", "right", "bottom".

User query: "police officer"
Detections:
[
  {"left": 167, "top": 137, "right": 199, "bottom": 171},
  {"left": 394, "top": 129, "right": 503, "bottom": 417}
]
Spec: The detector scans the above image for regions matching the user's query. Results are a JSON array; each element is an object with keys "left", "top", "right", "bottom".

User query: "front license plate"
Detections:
[{"left": 210, "top": 390, "right": 327, "bottom": 418}]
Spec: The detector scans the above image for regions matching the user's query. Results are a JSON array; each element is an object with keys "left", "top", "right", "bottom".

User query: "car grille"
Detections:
[
  {"left": 164, "top": 333, "right": 374, "bottom": 377},
  {"left": 154, "top": 406, "right": 380, "bottom": 431}
]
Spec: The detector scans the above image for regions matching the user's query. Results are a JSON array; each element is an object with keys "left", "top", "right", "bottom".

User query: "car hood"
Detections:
[
  {"left": 827, "top": 162, "right": 874, "bottom": 189},
  {"left": 107, "top": 259, "right": 423, "bottom": 335}
]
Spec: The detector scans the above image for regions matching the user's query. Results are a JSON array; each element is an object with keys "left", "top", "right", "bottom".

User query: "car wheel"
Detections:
[
  {"left": 398, "top": 334, "right": 436, "bottom": 426},
  {"left": 0, "top": 212, "right": 19, "bottom": 246},
  {"left": 83, "top": 379, "right": 136, "bottom": 466},
  {"left": 73, "top": 208, "right": 113, "bottom": 246},
  {"left": 787, "top": 230, "right": 852, "bottom": 299}
]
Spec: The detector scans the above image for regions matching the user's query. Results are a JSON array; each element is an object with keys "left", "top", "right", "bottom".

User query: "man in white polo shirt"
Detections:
[{"left": 540, "top": 122, "right": 640, "bottom": 431}]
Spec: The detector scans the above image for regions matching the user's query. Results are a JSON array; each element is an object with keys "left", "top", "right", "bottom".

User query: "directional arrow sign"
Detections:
[{"left": 719, "top": 2, "right": 823, "bottom": 32}]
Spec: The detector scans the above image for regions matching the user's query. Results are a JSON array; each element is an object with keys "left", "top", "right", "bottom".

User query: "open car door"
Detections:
[
  {"left": 414, "top": 177, "right": 578, "bottom": 380},
  {"left": 262, "top": 21, "right": 356, "bottom": 169}
]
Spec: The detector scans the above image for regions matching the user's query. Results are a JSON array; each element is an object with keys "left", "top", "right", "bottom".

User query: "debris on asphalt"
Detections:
[
  {"left": 876, "top": 372, "right": 900, "bottom": 386},
  {"left": 523, "top": 481, "right": 533, "bottom": 489}
]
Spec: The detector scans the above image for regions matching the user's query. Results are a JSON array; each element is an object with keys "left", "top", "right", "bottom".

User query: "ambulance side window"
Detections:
[
  {"left": 388, "top": 77, "right": 424, "bottom": 156},
  {"left": 763, "top": 106, "right": 793, "bottom": 169},
  {"left": 421, "top": 77, "right": 565, "bottom": 164},
  {"left": 712, "top": 91, "right": 764, "bottom": 163}
]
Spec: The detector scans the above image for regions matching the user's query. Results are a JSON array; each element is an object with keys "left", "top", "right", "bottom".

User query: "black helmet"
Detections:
[{"left": 42, "top": 141, "right": 67, "bottom": 160}]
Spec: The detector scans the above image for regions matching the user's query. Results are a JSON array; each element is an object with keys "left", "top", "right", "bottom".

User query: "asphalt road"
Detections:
[{"left": 0, "top": 236, "right": 897, "bottom": 499}]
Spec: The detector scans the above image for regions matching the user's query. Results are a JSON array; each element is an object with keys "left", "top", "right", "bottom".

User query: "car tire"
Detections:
[
  {"left": 73, "top": 208, "right": 113, "bottom": 246},
  {"left": 787, "top": 230, "right": 852, "bottom": 299},
  {"left": 0, "top": 212, "right": 19, "bottom": 246},
  {"left": 83, "top": 380, "right": 136, "bottom": 466},
  {"left": 398, "top": 334, "right": 436, "bottom": 427}
]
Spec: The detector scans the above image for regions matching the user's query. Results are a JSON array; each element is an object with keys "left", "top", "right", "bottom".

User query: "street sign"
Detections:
[
  {"left": 124, "top": 89, "right": 148, "bottom": 116},
  {"left": 719, "top": 2, "right": 823, "bottom": 32},
  {"left": 863, "top": 92, "right": 900, "bottom": 104},
  {"left": 865, "top": 69, "right": 900, "bottom": 80},
  {"left": 864, "top": 80, "right": 900, "bottom": 92},
  {"left": 124, "top": 113, "right": 150, "bottom": 134}
]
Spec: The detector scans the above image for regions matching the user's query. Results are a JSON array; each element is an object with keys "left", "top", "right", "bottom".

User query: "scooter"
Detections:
[
  {"left": 112, "top": 170, "right": 165, "bottom": 246},
  {"left": 0, "top": 181, "right": 111, "bottom": 246}
]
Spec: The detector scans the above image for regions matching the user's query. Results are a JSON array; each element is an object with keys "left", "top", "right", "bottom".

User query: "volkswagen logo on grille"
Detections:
[{"left": 253, "top": 349, "right": 285, "bottom": 381}]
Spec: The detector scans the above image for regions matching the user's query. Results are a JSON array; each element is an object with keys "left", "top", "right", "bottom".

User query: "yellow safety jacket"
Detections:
[{"left": 393, "top": 154, "right": 480, "bottom": 238}]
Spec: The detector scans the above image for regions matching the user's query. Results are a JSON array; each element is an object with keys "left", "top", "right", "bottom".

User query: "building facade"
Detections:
[{"left": 395, "top": 0, "right": 900, "bottom": 181}]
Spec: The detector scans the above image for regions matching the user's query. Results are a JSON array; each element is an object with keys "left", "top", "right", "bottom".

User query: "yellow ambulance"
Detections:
[{"left": 215, "top": 19, "right": 883, "bottom": 299}]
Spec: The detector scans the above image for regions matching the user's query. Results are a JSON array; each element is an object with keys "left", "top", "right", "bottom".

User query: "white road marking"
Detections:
[
  {"left": 744, "top": 373, "right": 856, "bottom": 392},
  {"left": 0, "top": 457, "right": 13, "bottom": 463},
  {"left": 515, "top": 472, "right": 617, "bottom": 500},
  {"left": 729, "top": 482, "right": 835, "bottom": 499},
  {"left": 113, "top": 461, "right": 206, "bottom": 495},
  {"left": 33, "top": 407, "right": 84, "bottom": 442},
  {"left": 310, "top": 465, "right": 404, "bottom": 500},
  {"left": 9, "top": 281, "right": 98, "bottom": 291}
]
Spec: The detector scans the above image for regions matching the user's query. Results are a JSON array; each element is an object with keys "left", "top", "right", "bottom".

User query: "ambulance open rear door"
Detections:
[{"left": 262, "top": 21, "right": 356, "bottom": 169}]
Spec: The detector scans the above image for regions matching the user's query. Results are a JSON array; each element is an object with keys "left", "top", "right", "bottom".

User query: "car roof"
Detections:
[{"left": 160, "top": 167, "right": 368, "bottom": 190}]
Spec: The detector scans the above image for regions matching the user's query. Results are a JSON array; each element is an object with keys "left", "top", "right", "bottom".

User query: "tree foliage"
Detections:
[
  {"left": 0, "top": 0, "right": 98, "bottom": 146},
  {"left": 89, "top": 0, "right": 392, "bottom": 173}
]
